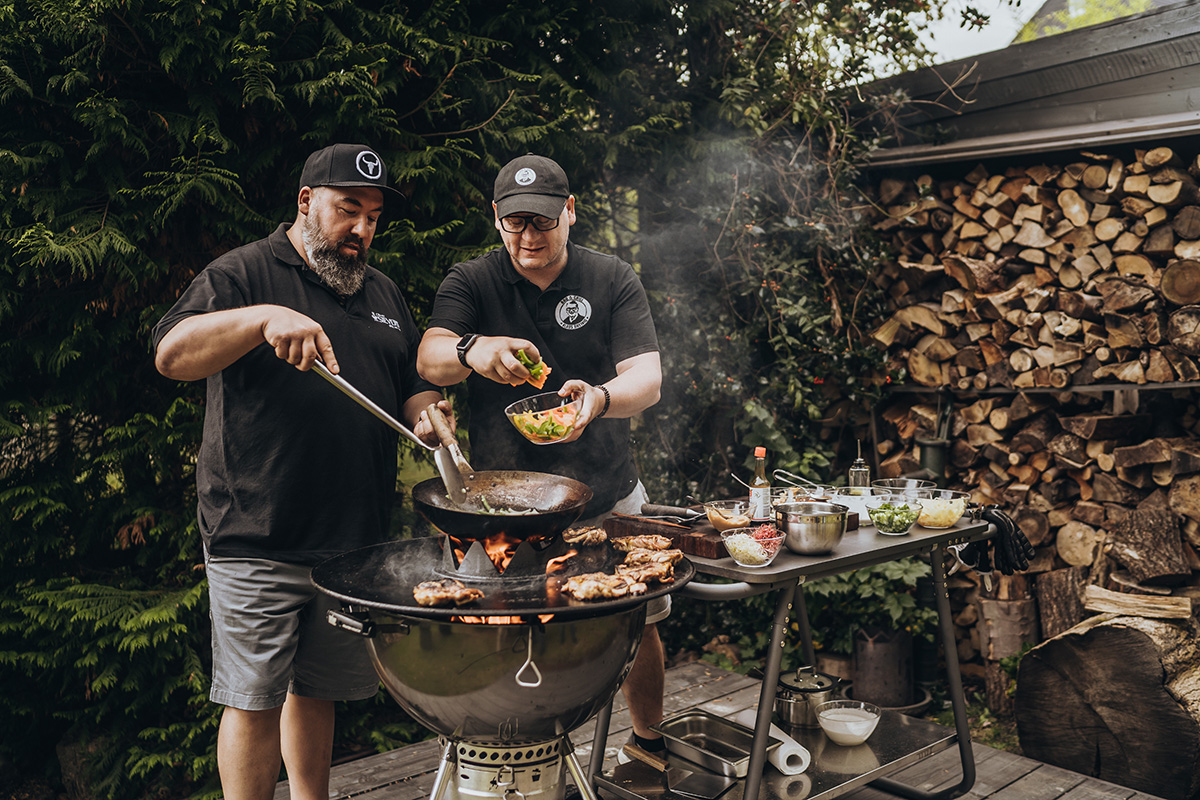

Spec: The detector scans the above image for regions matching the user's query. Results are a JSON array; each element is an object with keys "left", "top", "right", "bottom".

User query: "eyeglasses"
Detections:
[{"left": 500, "top": 215, "right": 560, "bottom": 234}]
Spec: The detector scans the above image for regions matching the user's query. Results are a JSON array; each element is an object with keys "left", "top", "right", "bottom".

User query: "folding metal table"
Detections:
[{"left": 589, "top": 517, "right": 996, "bottom": 800}]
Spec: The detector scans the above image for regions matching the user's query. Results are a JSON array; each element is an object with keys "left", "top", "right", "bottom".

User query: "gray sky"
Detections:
[{"left": 925, "top": 0, "right": 1042, "bottom": 62}]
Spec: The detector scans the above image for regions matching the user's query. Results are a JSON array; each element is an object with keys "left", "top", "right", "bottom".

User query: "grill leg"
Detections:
[
  {"left": 563, "top": 739, "right": 600, "bottom": 800},
  {"left": 429, "top": 738, "right": 457, "bottom": 800}
]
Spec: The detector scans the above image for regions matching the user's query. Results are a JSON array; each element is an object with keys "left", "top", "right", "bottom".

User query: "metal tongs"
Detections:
[
  {"left": 311, "top": 361, "right": 476, "bottom": 506},
  {"left": 772, "top": 468, "right": 823, "bottom": 490}
]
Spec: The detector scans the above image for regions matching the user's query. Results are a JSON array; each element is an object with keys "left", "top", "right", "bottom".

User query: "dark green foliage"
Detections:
[{"left": 0, "top": 0, "right": 982, "bottom": 796}]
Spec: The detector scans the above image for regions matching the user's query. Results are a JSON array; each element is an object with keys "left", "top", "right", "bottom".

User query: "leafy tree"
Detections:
[
  {"left": 1014, "top": 0, "right": 1155, "bottom": 42},
  {"left": 1, "top": 0, "right": 995, "bottom": 796}
]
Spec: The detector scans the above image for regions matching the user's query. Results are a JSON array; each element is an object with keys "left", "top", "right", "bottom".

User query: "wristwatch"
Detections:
[{"left": 456, "top": 333, "right": 480, "bottom": 368}]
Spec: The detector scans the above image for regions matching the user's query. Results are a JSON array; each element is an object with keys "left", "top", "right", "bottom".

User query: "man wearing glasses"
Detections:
[{"left": 417, "top": 153, "right": 669, "bottom": 759}]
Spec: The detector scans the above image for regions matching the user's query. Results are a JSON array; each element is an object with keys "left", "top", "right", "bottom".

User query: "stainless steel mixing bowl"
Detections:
[{"left": 774, "top": 501, "right": 849, "bottom": 555}]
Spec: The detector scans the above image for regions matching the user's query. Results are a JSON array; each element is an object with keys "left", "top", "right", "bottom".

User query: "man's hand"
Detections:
[
  {"left": 465, "top": 336, "right": 542, "bottom": 386},
  {"left": 260, "top": 306, "right": 338, "bottom": 373},
  {"left": 407, "top": 395, "right": 456, "bottom": 447}
]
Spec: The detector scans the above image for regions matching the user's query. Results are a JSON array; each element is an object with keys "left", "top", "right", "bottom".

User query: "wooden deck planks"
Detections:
[{"left": 275, "top": 661, "right": 1164, "bottom": 800}]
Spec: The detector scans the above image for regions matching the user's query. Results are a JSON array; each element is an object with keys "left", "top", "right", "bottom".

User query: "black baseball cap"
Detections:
[
  {"left": 493, "top": 154, "right": 570, "bottom": 220},
  {"left": 299, "top": 143, "right": 403, "bottom": 201}
]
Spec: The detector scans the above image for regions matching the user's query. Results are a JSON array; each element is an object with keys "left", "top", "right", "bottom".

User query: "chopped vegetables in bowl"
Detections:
[
  {"left": 504, "top": 392, "right": 582, "bottom": 445},
  {"left": 865, "top": 498, "right": 922, "bottom": 535},
  {"left": 720, "top": 525, "right": 785, "bottom": 567}
]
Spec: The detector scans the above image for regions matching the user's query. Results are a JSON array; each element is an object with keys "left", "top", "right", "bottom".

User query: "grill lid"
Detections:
[{"left": 311, "top": 536, "right": 693, "bottom": 620}]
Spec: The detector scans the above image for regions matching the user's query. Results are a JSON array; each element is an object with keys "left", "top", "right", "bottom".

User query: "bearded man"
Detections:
[{"left": 153, "top": 143, "right": 450, "bottom": 800}]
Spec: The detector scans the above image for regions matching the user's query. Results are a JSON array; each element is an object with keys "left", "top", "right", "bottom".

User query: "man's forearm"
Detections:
[
  {"left": 155, "top": 307, "right": 275, "bottom": 381},
  {"left": 417, "top": 329, "right": 472, "bottom": 386}
]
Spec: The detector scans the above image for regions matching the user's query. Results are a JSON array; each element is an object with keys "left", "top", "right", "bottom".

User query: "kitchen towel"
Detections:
[{"left": 732, "top": 710, "right": 811, "bottom": 775}]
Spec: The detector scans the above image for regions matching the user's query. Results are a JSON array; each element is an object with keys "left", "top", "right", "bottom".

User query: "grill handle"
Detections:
[{"left": 326, "top": 607, "right": 376, "bottom": 638}]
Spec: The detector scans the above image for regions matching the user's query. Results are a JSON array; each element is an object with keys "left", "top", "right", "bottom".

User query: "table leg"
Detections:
[
  {"left": 870, "top": 545, "right": 977, "bottom": 800},
  {"left": 741, "top": 578, "right": 800, "bottom": 800}
]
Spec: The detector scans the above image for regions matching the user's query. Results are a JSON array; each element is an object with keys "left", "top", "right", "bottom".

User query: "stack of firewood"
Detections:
[
  {"left": 867, "top": 146, "right": 1200, "bottom": 725},
  {"left": 870, "top": 146, "right": 1200, "bottom": 391}
]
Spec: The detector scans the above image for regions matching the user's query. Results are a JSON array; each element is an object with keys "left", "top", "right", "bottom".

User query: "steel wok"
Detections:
[{"left": 412, "top": 471, "right": 593, "bottom": 541}]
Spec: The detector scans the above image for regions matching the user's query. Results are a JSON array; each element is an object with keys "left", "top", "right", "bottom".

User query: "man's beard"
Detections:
[{"left": 302, "top": 214, "right": 368, "bottom": 297}]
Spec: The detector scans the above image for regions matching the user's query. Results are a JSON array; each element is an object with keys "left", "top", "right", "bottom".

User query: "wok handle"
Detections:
[
  {"left": 311, "top": 361, "right": 435, "bottom": 452},
  {"left": 425, "top": 403, "right": 459, "bottom": 450}
]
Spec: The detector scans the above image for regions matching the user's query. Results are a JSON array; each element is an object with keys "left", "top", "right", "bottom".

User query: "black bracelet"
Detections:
[{"left": 597, "top": 385, "right": 611, "bottom": 418}]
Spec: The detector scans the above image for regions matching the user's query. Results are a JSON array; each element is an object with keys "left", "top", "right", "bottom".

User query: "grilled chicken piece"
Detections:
[
  {"left": 616, "top": 560, "right": 675, "bottom": 584},
  {"left": 563, "top": 526, "right": 608, "bottom": 546},
  {"left": 622, "top": 547, "right": 684, "bottom": 567},
  {"left": 563, "top": 572, "right": 647, "bottom": 600},
  {"left": 611, "top": 534, "right": 673, "bottom": 552},
  {"left": 413, "top": 578, "right": 485, "bottom": 607}
]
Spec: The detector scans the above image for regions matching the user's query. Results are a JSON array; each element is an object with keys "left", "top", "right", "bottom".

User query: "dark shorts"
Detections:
[{"left": 205, "top": 554, "right": 379, "bottom": 710}]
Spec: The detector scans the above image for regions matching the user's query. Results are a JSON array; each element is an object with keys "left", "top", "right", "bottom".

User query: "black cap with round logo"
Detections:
[
  {"left": 493, "top": 154, "right": 570, "bottom": 220},
  {"left": 299, "top": 143, "right": 403, "bottom": 201}
]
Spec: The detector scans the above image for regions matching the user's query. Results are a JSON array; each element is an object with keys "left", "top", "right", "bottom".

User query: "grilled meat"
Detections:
[
  {"left": 413, "top": 578, "right": 485, "bottom": 607},
  {"left": 563, "top": 526, "right": 608, "bottom": 546},
  {"left": 615, "top": 560, "right": 675, "bottom": 584},
  {"left": 611, "top": 534, "right": 673, "bottom": 552},
  {"left": 622, "top": 547, "right": 684, "bottom": 567},
  {"left": 562, "top": 572, "right": 648, "bottom": 600}
]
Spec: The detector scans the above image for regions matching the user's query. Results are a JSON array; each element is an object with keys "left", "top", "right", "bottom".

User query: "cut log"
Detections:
[
  {"left": 1168, "top": 473, "right": 1200, "bottom": 523},
  {"left": 1034, "top": 567, "right": 1086, "bottom": 638},
  {"left": 1084, "top": 584, "right": 1193, "bottom": 619},
  {"left": 1092, "top": 472, "right": 1149, "bottom": 505},
  {"left": 1166, "top": 305, "right": 1200, "bottom": 355},
  {"left": 1108, "top": 505, "right": 1190, "bottom": 586},
  {"left": 976, "top": 597, "right": 1038, "bottom": 661},
  {"left": 1011, "top": 414, "right": 1058, "bottom": 453},
  {"left": 1056, "top": 520, "right": 1100, "bottom": 567},
  {"left": 1015, "top": 615, "right": 1200, "bottom": 800},
  {"left": 1058, "top": 413, "right": 1152, "bottom": 440},
  {"left": 1013, "top": 506, "right": 1051, "bottom": 547},
  {"left": 1173, "top": 205, "right": 1200, "bottom": 239},
  {"left": 1161, "top": 259, "right": 1200, "bottom": 306}
]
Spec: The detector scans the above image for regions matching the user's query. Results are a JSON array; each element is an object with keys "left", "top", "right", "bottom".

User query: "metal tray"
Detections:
[{"left": 652, "top": 709, "right": 782, "bottom": 778}]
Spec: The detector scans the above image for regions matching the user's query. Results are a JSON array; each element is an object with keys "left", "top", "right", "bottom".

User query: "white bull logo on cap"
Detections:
[{"left": 356, "top": 150, "right": 383, "bottom": 180}]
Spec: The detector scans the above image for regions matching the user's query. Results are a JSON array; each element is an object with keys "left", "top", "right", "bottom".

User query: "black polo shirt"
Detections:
[
  {"left": 152, "top": 224, "right": 438, "bottom": 565},
  {"left": 429, "top": 242, "right": 658, "bottom": 516}
]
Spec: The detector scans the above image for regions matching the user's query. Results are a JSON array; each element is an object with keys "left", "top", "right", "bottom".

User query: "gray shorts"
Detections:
[
  {"left": 205, "top": 554, "right": 379, "bottom": 710},
  {"left": 574, "top": 481, "right": 672, "bottom": 625}
]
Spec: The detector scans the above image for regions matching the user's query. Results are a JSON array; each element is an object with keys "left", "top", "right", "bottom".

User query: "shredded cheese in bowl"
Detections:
[{"left": 917, "top": 493, "right": 968, "bottom": 528}]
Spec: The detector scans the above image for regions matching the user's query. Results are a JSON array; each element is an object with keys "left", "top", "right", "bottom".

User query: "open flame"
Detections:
[
  {"left": 482, "top": 532, "right": 523, "bottom": 572},
  {"left": 453, "top": 614, "right": 556, "bottom": 625},
  {"left": 546, "top": 549, "right": 578, "bottom": 574}
]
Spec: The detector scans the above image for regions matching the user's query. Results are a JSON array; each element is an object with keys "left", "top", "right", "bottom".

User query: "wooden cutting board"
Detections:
[{"left": 602, "top": 508, "right": 858, "bottom": 561}]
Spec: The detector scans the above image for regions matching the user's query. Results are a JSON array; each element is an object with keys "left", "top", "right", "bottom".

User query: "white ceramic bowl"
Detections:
[{"left": 816, "top": 699, "right": 881, "bottom": 746}]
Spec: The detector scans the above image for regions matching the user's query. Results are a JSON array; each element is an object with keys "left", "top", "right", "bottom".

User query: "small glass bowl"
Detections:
[
  {"left": 720, "top": 526, "right": 785, "bottom": 568},
  {"left": 871, "top": 478, "right": 936, "bottom": 492},
  {"left": 916, "top": 489, "right": 970, "bottom": 529},
  {"left": 504, "top": 392, "right": 582, "bottom": 445},
  {"left": 705, "top": 500, "right": 753, "bottom": 532},
  {"left": 865, "top": 496, "right": 923, "bottom": 535},
  {"left": 816, "top": 700, "right": 881, "bottom": 746}
]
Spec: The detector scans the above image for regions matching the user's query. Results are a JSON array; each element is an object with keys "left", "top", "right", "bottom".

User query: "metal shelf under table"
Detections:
[{"left": 589, "top": 518, "right": 995, "bottom": 800}]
